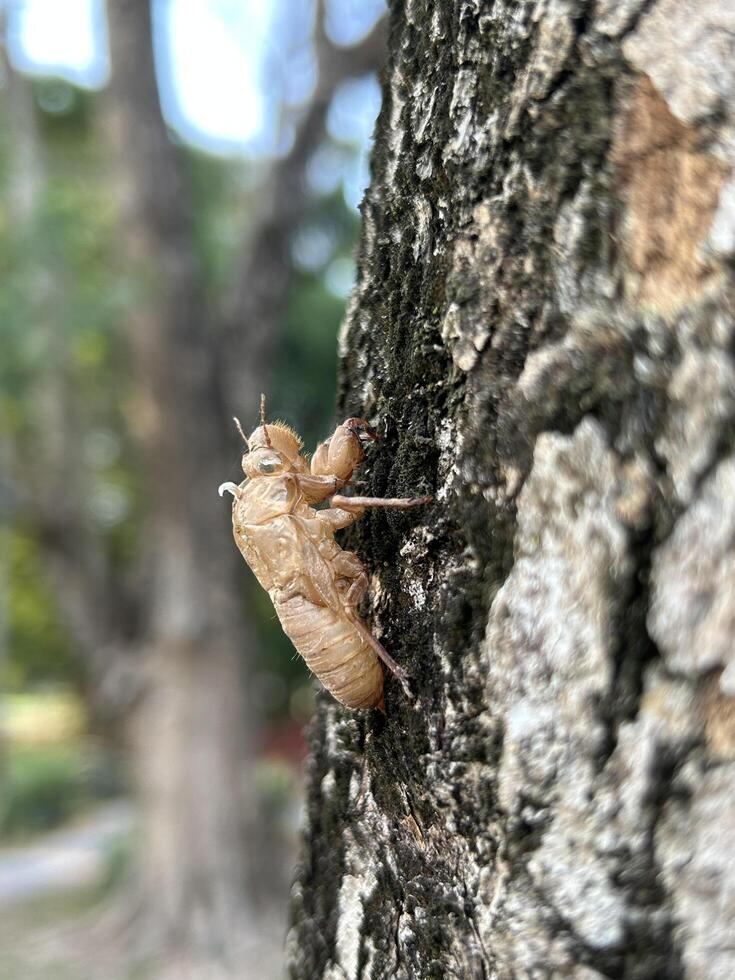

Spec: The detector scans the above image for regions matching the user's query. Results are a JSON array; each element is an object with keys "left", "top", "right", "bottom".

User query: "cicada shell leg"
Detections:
[
  {"left": 345, "top": 610, "right": 412, "bottom": 699},
  {"left": 331, "top": 494, "right": 432, "bottom": 511},
  {"left": 332, "top": 551, "right": 369, "bottom": 609}
]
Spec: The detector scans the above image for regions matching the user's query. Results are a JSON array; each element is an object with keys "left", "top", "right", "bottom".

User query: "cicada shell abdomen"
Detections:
[{"left": 274, "top": 595, "right": 383, "bottom": 709}]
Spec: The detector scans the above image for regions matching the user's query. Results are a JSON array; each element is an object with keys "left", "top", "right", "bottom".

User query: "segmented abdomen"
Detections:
[{"left": 274, "top": 594, "right": 383, "bottom": 709}]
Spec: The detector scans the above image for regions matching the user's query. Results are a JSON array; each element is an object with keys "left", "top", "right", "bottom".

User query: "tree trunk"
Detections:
[
  {"left": 4, "top": 1, "right": 388, "bottom": 970},
  {"left": 221, "top": 10, "right": 388, "bottom": 416},
  {"left": 288, "top": 3, "right": 735, "bottom": 979},
  {"left": 105, "top": 1, "right": 261, "bottom": 964}
]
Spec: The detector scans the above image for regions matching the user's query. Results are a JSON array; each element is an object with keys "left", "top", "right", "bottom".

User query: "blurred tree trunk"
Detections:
[
  {"left": 105, "top": 0, "right": 259, "bottom": 962},
  {"left": 288, "top": 3, "right": 735, "bottom": 979},
  {"left": 103, "top": 1, "right": 388, "bottom": 969},
  {"left": 221, "top": 12, "right": 388, "bottom": 413},
  {"left": 5, "top": 0, "right": 387, "bottom": 969}
]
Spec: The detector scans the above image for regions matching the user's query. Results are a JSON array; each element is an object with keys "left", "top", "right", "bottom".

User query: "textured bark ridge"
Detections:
[{"left": 288, "top": 3, "right": 735, "bottom": 978}]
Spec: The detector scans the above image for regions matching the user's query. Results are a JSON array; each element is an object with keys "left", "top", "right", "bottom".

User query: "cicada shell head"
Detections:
[{"left": 243, "top": 421, "right": 307, "bottom": 479}]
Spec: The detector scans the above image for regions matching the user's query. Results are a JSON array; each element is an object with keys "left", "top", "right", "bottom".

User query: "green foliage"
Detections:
[
  {"left": 254, "top": 757, "right": 298, "bottom": 820},
  {"left": 274, "top": 271, "right": 345, "bottom": 451},
  {"left": 34, "top": 78, "right": 95, "bottom": 143},
  {"left": 0, "top": 68, "right": 364, "bottom": 723},
  {"left": 0, "top": 689, "right": 123, "bottom": 840},
  {"left": 0, "top": 76, "right": 143, "bottom": 687},
  {"left": 184, "top": 148, "right": 248, "bottom": 294},
  {"left": 4, "top": 529, "right": 76, "bottom": 691},
  {"left": 0, "top": 742, "right": 93, "bottom": 839}
]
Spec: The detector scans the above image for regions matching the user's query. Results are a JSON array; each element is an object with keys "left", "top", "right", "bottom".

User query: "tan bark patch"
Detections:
[
  {"left": 612, "top": 75, "right": 729, "bottom": 317},
  {"left": 701, "top": 673, "right": 735, "bottom": 760}
]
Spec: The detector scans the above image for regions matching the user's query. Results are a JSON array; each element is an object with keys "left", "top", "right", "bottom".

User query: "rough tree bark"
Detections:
[{"left": 288, "top": 3, "right": 735, "bottom": 979}]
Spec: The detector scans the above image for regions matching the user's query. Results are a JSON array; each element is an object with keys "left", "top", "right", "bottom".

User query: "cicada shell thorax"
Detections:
[{"left": 231, "top": 476, "right": 298, "bottom": 592}]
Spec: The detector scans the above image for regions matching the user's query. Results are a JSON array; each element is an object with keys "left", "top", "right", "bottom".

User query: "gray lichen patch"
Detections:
[
  {"left": 649, "top": 455, "right": 735, "bottom": 690},
  {"left": 485, "top": 418, "right": 631, "bottom": 732},
  {"left": 441, "top": 201, "right": 507, "bottom": 371},
  {"left": 482, "top": 421, "right": 635, "bottom": 956},
  {"left": 655, "top": 346, "right": 735, "bottom": 504},
  {"left": 332, "top": 831, "right": 379, "bottom": 980},
  {"left": 657, "top": 764, "right": 735, "bottom": 979}
]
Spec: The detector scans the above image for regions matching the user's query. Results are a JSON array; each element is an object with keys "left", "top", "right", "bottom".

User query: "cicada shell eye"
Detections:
[
  {"left": 258, "top": 454, "right": 283, "bottom": 474},
  {"left": 243, "top": 447, "right": 284, "bottom": 478}
]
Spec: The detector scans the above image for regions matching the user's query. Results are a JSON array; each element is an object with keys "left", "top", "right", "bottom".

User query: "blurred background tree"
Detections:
[{"left": 0, "top": 1, "right": 386, "bottom": 976}]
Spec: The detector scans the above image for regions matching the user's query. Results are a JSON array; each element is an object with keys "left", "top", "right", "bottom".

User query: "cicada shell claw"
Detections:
[{"left": 218, "top": 482, "right": 241, "bottom": 499}]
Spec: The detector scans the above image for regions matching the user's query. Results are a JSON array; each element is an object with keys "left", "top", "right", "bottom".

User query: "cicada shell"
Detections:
[{"left": 219, "top": 397, "right": 430, "bottom": 711}]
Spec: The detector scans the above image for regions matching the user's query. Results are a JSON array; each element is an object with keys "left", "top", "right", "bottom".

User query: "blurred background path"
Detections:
[{"left": 0, "top": 800, "right": 133, "bottom": 907}]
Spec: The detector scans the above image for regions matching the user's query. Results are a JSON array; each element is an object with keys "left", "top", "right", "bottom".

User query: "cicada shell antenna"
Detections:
[
  {"left": 260, "top": 392, "right": 273, "bottom": 448},
  {"left": 233, "top": 417, "right": 250, "bottom": 450}
]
